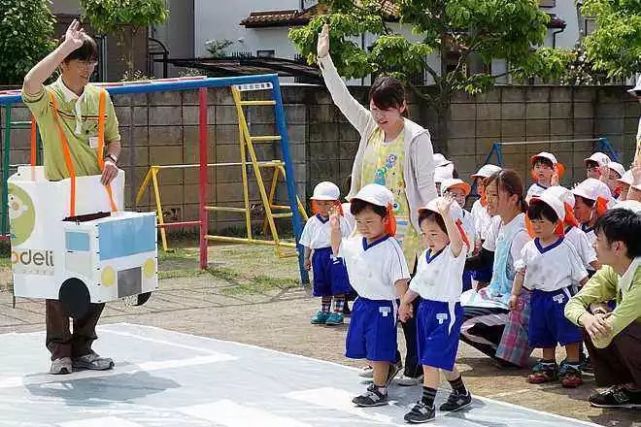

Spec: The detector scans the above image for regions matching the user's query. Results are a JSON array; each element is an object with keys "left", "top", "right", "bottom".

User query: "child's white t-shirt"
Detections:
[
  {"left": 339, "top": 235, "right": 410, "bottom": 300},
  {"left": 564, "top": 226, "right": 597, "bottom": 270},
  {"left": 471, "top": 199, "right": 492, "bottom": 241},
  {"left": 515, "top": 237, "right": 588, "bottom": 292},
  {"left": 461, "top": 209, "right": 476, "bottom": 255},
  {"left": 410, "top": 245, "right": 466, "bottom": 302},
  {"left": 526, "top": 183, "right": 548, "bottom": 201},
  {"left": 299, "top": 214, "right": 352, "bottom": 249}
]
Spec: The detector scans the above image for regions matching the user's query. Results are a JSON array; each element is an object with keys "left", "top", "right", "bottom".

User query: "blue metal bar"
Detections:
[
  {"left": 0, "top": 75, "right": 280, "bottom": 105},
  {"left": 270, "top": 76, "right": 309, "bottom": 285}
]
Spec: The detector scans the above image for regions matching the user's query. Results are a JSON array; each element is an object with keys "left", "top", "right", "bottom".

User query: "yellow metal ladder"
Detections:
[{"left": 204, "top": 82, "right": 308, "bottom": 257}]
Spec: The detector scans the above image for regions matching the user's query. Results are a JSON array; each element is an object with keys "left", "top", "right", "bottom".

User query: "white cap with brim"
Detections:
[
  {"left": 613, "top": 200, "right": 641, "bottom": 214},
  {"left": 471, "top": 164, "right": 501, "bottom": 179},
  {"left": 433, "top": 153, "right": 453, "bottom": 168},
  {"left": 544, "top": 185, "right": 575, "bottom": 208},
  {"left": 618, "top": 170, "right": 634, "bottom": 186},
  {"left": 608, "top": 162, "right": 626, "bottom": 178},
  {"left": 531, "top": 191, "right": 566, "bottom": 222},
  {"left": 572, "top": 178, "right": 612, "bottom": 202},
  {"left": 584, "top": 152, "right": 611, "bottom": 167},
  {"left": 434, "top": 166, "right": 454, "bottom": 184},
  {"left": 311, "top": 181, "right": 340, "bottom": 201},
  {"left": 350, "top": 184, "right": 394, "bottom": 208},
  {"left": 440, "top": 178, "right": 471, "bottom": 196},
  {"left": 418, "top": 196, "right": 464, "bottom": 222},
  {"left": 531, "top": 152, "right": 558, "bottom": 165}
]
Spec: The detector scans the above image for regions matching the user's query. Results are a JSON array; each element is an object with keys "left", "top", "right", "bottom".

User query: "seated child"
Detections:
[
  {"left": 300, "top": 181, "right": 352, "bottom": 326},
  {"left": 572, "top": 178, "right": 612, "bottom": 248},
  {"left": 512, "top": 191, "right": 589, "bottom": 388},
  {"left": 330, "top": 184, "right": 411, "bottom": 407},
  {"left": 399, "top": 195, "right": 472, "bottom": 423},
  {"left": 469, "top": 164, "right": 501, "bottom": 288}
]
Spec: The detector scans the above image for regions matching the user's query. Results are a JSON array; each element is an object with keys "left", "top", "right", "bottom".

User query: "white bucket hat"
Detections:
[
  {"left": 440, "top": 178, "right": 471, "bottom": 196},
  {"left": 310, "top": 181, "right": 340, "bottom": 201},
  {"left": 607, "top": 162, "right": 625, "bottom": 179},
  {"left": 471, "top": 164, "right": 501, "bottom": 179},
  {"left": 584, "top": 152, "right": 611, "bottom": 168},
  {"left": 544, "top": 185, "right": 575, "bottom": 208},
  {"left": 572, "top": 178, "right": 612, "bottom": 202},
  {"left": 618, "top": 170, "right": 634, "bottom": 186},
  {"left": 350, "top": 184, "right": 394, "bottom": 208},
  {"left": 531, "top": 190, "right": 566, "bottom": 222},
  {"left": 613, "top": 200, "right": 641, "bottom": 214},
  {"left": 419, "top": 196, "right": 464, "bottom": 222},
  {"left": 531, "top": 152, "right": 558, "bottom": 166},
  {"left": 433, "top": 153, "right": 452, "bottom": 168}
]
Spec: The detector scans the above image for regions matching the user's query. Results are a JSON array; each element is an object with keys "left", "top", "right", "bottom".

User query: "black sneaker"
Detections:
[
  {"left": 439, "top": 390, "right": 472, "bottom": 412},
  {"left": 404, "top": 401, "right": 435, "bottom": 424},
  {"left": 352, "top": 384, "right": 388, "bottom": 407},
  {"left": 589, "top": 386, "right": 641, "bottom": 409}
]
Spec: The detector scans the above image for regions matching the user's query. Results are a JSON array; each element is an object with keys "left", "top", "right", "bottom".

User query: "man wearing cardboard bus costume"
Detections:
[{"left": 21, "top": 20, "right": 121, "bottom": 375}]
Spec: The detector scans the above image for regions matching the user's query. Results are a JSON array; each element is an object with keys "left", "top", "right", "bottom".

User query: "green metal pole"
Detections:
[{"left": 2, "top": 106, "right": 11, "bottom": 237}]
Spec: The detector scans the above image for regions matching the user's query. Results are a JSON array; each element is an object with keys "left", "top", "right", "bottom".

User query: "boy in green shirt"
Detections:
[
  {"left": 21, "top": 20, "right": 121, "bottom": 375},
  {"left": 565, "top": 202, "right": 641, "bottom": 408}
]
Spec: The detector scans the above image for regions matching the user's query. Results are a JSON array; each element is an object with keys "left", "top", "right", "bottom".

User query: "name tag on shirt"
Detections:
[{"left": 89, "top": 137, "right": 99, "bottom": 149}]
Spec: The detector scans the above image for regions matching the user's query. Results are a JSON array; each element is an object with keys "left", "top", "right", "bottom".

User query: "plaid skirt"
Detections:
[{"left": 496, "top": 290, "right": 533, "bottom": 367}]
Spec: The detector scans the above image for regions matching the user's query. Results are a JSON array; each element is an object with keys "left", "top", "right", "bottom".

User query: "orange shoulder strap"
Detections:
[
  {"left": 49, "top": 92, "right": 77, "bottom": 217},
  {"left": 97, "top": 89, "right": 118, "bottom": 212}
]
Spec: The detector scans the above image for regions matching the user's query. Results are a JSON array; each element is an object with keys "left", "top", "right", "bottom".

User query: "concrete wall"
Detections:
[{"left": 1, "top": 84, "right": 638, "bottom": 236}]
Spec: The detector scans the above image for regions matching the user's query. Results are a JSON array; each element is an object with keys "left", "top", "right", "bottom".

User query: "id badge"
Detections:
[{"left": 89, "top": 136, "right": 99, "bottom": 149}]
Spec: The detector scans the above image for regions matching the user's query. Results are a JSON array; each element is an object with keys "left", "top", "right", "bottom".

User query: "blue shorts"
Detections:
[
  {"left": 416, "top": 299, "right": 463, "bottom": 371},
  {"left": 346, "top": 298, "right": 397, "bottom": 362},
  {"left": 312, "top": 248, "right": 352, "bottom": 297},
  {"left": 529, "top": 287, "right": 582, "bottom": 348},
  {"left": 462, "top": 269, "right": 472, "bottom": 292}
]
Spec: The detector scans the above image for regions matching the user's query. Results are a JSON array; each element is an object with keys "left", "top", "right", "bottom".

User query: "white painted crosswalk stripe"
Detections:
[
  {"left": 284, "top": 387, "right": 400, "bottom": 424},
  {"left": 58, "top": 416, "right": 144, "bottom": 427},
  {"left": 178, "top": 399, "right": 313, "bottom": 427}
]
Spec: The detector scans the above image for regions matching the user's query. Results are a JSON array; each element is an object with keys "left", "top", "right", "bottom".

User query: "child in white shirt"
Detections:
[
  {"left": 399, "top": 195, "right": 472, "bottom": 423},
  {"left": 512, "top": 192, "right": 588, "bottom": 388},
  {"left": 300, "top": 182, "right": 352, "bottom": 325}
]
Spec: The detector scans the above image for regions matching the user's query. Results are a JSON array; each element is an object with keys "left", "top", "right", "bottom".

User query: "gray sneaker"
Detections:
[
  {"left": 385, "top": 360, "right": 403, "bottom": 386},
  {"left": 72, "top": 353, "right": 114, "bottom": 371},
  {"left": 50, "top": 357, "right": 72, "bottom": 375}
]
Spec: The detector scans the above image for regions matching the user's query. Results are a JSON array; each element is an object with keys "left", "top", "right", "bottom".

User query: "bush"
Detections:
[{"left": 0, "top": 0, "right": 56, "bottom": 85}]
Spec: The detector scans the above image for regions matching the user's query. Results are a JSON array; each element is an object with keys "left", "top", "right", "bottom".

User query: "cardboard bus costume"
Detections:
[{"left": 9, "top": 89, "right": 158, "bottom": 318}]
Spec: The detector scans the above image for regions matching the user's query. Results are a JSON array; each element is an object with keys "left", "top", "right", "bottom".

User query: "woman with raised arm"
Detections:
[{"left": 317, "top": 24, "right": 438, "bottom": 385}]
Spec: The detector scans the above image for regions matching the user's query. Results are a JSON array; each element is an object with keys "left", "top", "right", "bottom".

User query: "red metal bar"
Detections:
[
  {"left": 157, "top": 220, "right": 200, "bottom": 228},
  {"left": 198, "top": 88, "right": 208, "bottom": 269}
]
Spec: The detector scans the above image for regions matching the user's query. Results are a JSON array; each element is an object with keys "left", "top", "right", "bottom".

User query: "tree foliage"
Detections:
[
  {"left": 79, "top": 0, "right": 168, "bottom": 35},
  {"left": 0, "top": 0, "right": 55, "bottom": 85},
  {"left": 581, "top": 0, "right": 641, "bottom": 79},
  {"left": 80, "top": 0, "right": 168, "bottom": 78},
  {"left": 290, "top": 0, "right": 570, "bottom": 109}
]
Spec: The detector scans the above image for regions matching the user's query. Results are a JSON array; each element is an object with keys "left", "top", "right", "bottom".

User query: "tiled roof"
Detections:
[{"left": 241, "top": 3, "right": 564, "bottom": 30}]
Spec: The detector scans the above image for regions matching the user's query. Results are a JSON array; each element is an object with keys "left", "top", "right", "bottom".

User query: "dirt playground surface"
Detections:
[{"left": 0, "top": 243, "right": 638, "bottom": 426}]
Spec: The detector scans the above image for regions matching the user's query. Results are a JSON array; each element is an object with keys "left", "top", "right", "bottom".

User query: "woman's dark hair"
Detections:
[
  {"left": 369, "top": 76, "right": 406, "bottom": 111},
  {"left": 585, "top": 160, "right": 599, "bottom": 169},
  {"left": 575, "top": 195, "right": 595, "bottom": 208},
  {"left": 418, "top": 210, "right": 446, "bottom": 233},
  {"left": 64, "top": 35, "right": 98, "bottom": 63},
  {"left": 527, "top": 201, "right": 559, "bottom": 223},
  {"left": 484, "top": 169, "right": 528, "bottom": 213},
  {"left": 350, "top": 198, "right": 387, "bottom": 218},
  {"left": 595, "top": 209, "right": 641, "bottom": 258}
]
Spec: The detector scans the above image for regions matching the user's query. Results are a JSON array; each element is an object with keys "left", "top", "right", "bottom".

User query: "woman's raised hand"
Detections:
[{"left": 317, "top": 24, "right": 330, "bottom": 59}]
